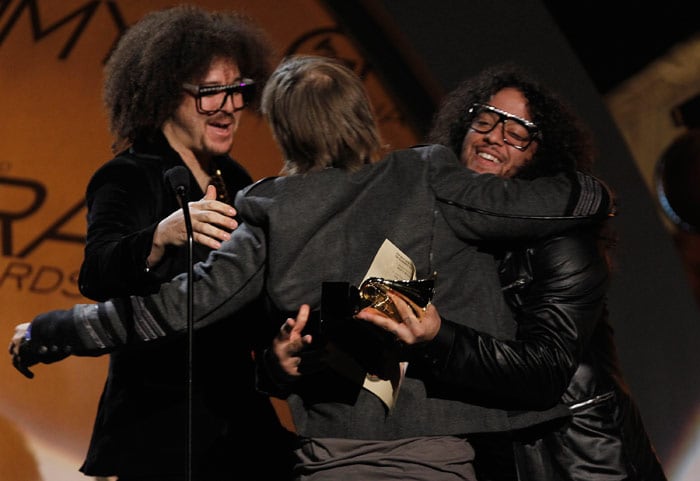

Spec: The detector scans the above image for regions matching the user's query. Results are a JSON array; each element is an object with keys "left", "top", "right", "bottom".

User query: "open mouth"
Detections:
[
  {"left": 477, "top": 151, "right": 502, "bottom": 164},
  {"left": 208, "top": 119, "right": 233, "bottom": 136}
]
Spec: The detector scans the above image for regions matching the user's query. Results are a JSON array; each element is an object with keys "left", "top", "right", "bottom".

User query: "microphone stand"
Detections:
[{"left": 174, "top": 184, "right": 194, "bottom": 481}]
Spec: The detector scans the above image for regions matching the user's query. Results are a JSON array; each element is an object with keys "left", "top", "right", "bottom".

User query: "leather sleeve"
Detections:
[
  {"left": 417, "top": 228, "right": 609, "bottom": 409},
  {"left": 22, "top": 299, "right": 133, "bottom": 365}
]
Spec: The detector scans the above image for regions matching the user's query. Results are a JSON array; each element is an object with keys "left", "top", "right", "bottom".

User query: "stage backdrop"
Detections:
[
  {"left": 0, "top": 1, "right": 418, "bottom": 479},
  {"left": 2, "top": 1, "right": 700, "bottom": 481}
]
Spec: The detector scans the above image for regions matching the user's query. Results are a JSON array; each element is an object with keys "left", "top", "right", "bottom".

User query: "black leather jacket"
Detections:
[
  {"left": 418, "top": 228, "right": 608, "bottom": 415},
  {"left": 496, "top": 228, "right": 667, "bottom": 481}
]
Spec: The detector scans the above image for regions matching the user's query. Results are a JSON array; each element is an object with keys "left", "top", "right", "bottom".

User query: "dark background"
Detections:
[{"left": 543, "top": 1, "right": 699, "bottom": 95}]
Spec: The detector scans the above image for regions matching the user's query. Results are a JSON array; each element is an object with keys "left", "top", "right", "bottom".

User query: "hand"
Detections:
[
  {"left": 355, "top": 291, "right": 441, "bottom": 345},
  {"left": 8, "top": 323, "right": 35, "bottom": 379},
  {"left": 149, "top": 185, "right": 239, "bottom": 265},
  {"left": 272, "top": 304, "right": 315, "bottom": 378}
]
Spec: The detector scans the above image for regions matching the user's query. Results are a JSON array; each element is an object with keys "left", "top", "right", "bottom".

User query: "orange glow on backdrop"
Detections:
[{"left": 0, "top": 1, "right": 419, "bottom": 478}]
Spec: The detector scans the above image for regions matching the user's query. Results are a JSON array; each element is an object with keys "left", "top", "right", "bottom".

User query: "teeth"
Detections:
[{"left": 478, "top": 151, "right": 501, "bottom": 163}]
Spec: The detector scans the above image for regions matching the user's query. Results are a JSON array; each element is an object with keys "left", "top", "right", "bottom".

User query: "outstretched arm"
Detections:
[{"left": 9, "top": 218, "right": 268, "bottom": 378}]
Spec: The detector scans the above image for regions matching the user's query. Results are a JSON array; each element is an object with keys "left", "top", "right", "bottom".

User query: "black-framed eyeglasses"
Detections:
[
  {"left": 182, "top": 78, "right": 256, "bottom": 114},
  {"left": 467, "top": 103, "right": 540, "bottom": 151}
]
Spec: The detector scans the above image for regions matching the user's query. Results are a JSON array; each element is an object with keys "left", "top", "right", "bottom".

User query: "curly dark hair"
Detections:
[
  {"left": 426, "top": 63, "right": 596, "bottom": 179},
  {"left": 103, "top": 4, "right": 275, "bottom": 152}
]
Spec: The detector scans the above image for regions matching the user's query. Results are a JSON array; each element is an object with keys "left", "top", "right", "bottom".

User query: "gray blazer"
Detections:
[{"left": 25, "top": 144, "right": 611, "bottom": 439}]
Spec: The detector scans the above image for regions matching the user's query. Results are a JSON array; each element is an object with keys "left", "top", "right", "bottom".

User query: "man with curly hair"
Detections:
[
  {"left": 373, "top": 63, "right": 664, "bottom": 480},
  {"left": 71, "top": 5, "right": 294, "bottom": 480}
]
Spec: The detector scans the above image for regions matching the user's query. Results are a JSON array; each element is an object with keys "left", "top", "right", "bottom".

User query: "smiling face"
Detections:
[
  {"left": 162, "top": 56, "right": 244, "bottom": 163},
  {"left": 460, "top": 87, "right": 538, "bottom": 177}
]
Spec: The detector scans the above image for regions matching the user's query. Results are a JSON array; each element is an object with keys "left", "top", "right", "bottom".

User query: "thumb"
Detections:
[{"left": 203, "top": 184, "right": 217, "bottom": 200}]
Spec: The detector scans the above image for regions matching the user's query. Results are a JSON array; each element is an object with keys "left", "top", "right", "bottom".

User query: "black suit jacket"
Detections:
[{"left": 76, "top": 133, "right": 294, "bottom": 479}]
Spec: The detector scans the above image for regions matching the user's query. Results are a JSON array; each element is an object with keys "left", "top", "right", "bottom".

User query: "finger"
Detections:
[
  {"left": 192, "top": 196, "right": 237, "bottom": 216},
  {"left": 192, "top": 213, "right": 237, "bottom": 235},
  {"left": 192, "top": 233, "right": 224, "bottom": 250},
  {"left": 191, "top": 222, "right": 238, "bottom": 249},
  {"left": 424, "top": 303, "right": 439, "bottom": 318},
  {"left": 203, "top": 184, "right": 218, "bottom": 201},
  {"left": 280, "top": 320, "right": 293, "bottom": 335},
  {"left": 276, "top": 320, "right": 294, "bottom": 343},
  {"left": 388, "top": 291, "right": 424, "bottom": 320},
  {"left": 358, "top": 309, "right": 407, "bottom": 339},
  {"left": 387, "top": 292, "right": 411, "bottom": 315},
  {"left": 296, "top": 304, "right": 310, "bottom": 321},
  {"left": 293, "top": 305, "right": 310, "bottom": 333},
  {"left": 355, "top": 307, "right": 393, "bottom": 329},
  {"left": 12, "top": 356, "right": 34, "bottom": 379}
]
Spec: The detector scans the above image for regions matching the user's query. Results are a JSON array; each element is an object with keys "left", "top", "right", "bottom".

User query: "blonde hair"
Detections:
[{"left": 261, "top": 55, "right": 383, "bottom": 174}]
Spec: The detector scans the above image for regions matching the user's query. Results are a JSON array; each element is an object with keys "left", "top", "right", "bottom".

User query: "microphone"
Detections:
[
  {"left": 165, "top": 165, "right": 190, "bottom": 198},
  {"left": 164, "top": 165, "right": 195, "bottom": 481}
]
